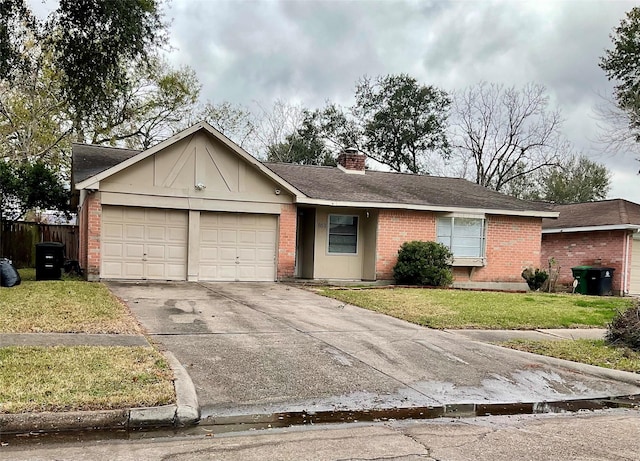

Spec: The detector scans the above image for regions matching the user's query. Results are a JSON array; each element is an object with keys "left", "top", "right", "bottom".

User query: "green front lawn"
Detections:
[
  {"left": 500, "top": 339, "right": 640, "bottom": 373},
  {"left": 0, "top": 346, "right": 175, "bottom": 413},
  {"left": 0, "top": 275, "right": 142, "bottom": 334},
  {"left": 318, "top": 288, "right": 633, "bottom": 329}
]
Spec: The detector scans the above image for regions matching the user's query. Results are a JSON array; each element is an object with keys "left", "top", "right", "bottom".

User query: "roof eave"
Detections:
[
  {"left": 296, "top": 197, "right": 558, "bottom": 218},
  {"left": 542, "top": 224, "right": 640, "bottom": 234}
]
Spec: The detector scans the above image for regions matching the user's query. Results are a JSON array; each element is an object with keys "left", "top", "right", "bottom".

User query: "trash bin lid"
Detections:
[
  {"left": 35, "top": 242, "right": 65, "bottom": 248},
  {"left": 571, "top": 265, "right": 592, "bottom": 270}
]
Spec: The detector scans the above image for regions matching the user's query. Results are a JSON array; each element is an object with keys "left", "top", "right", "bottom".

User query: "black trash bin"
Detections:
[
  {"left": 35, "top": 242, "right": 65, "bottom": 281},
  {"left": 586, "top": 267, "right": 615, "bottom": 296}
]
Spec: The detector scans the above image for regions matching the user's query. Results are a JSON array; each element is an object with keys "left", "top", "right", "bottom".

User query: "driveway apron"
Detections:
[{"left": 107, "top": 282, "right": 640, "bottom": 420}]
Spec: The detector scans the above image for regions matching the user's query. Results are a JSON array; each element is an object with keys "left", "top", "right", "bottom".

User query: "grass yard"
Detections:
[
  {"left": 499, "top": 339, "right": 640, "bottom": 373},
  {"left": 0, "top": 270, "right": 141, "bottom": 334},
  {"left": 0, "top": 346, "right": 175, "bottom": 413},
  {"left": 318, "top": 288, "right": 633, "bottom": 329}
]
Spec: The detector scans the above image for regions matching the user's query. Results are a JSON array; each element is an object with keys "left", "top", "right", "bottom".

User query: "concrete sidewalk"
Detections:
[{"left": 448, "top": 328, "right": 608, "bottom": 343}]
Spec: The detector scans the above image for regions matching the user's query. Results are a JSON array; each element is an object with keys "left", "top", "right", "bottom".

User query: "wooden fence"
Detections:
[{"left": 0, "top": 221, "right": 79, "bottom": 268}]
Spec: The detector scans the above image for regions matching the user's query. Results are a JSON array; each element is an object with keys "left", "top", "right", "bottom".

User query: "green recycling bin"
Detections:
[{"left": 571, "top": 266, "right": 591, "bottom": 294}]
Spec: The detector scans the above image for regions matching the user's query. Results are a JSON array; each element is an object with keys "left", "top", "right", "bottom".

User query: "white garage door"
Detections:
[
  {"left": 630, "top": 238, "right": 640, "bottom": 294},
  {"left": 199, "top": 212, "right": 277, "bottom": 281},
  {"left": 101, "top": 206, "right": 188, "bottom": 280}
]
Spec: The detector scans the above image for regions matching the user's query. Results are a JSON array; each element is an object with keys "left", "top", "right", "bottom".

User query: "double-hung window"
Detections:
[
  {"left": 436, "top": 216, "right": 485, "bottom": 259},
  {"left": 328, "top": 215, "right": 358, "bottom": 254}
]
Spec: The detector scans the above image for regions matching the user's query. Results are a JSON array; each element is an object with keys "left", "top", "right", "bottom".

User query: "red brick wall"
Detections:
[
  {"left": 277, "top": 204, "right": 297, "bottom": 279},
  {"left": 541, "top": 230, "right": 631, "bottom": 294},
  {"left": 375, "top": 211, "right": 542, "bottom": 283},
  {"left": 78, "top": 197, "right": 88, "bottom": 273},
  {"left": 470, "top": 216, "right": 541, "bottom": 282},
  {"left": 84, "top": 192, "right": 102, "bottom": 279},
  {"left": 376, "top": 210, "right": 437, "bottom": 279}
]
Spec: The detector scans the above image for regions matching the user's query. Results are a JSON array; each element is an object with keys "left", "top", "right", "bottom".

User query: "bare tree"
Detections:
[
  {"left": 594, "top": 92, "right": 640, "bottom": 157},
  {"left": 449, "top": 82, "right": 568, "bottom": 192},
  {"left": 252, "top": 99, "right": 305, "bottom": 159},
  {"left": 196, "top": 100, "right": 257, "bottom": 150}
]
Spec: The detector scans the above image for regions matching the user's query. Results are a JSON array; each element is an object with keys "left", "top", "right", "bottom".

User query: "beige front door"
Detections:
[
  {"left": 199, "top": 212, "right": 277, "bottom": 281},
  {"left": 101, "top": 206, "right": 188, "bottom": 280}
]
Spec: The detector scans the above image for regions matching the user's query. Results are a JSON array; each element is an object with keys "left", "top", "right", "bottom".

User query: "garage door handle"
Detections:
[{"left": 235, "top": 256, "right": 239, "bottom": 265}]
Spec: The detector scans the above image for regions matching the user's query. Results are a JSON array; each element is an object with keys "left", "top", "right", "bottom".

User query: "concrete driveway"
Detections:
[{"left": 107, "top": 282, "right": 640, "bottom": 422}]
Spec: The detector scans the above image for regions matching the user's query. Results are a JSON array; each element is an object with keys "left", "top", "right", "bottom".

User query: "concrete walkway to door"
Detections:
[{"left": 107, "top": 282, "right": 640, "bottom": 425}]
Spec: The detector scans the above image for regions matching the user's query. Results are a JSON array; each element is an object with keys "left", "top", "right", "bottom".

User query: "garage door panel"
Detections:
[
  {"left": 217, "top": 265, "right": 238, "bottom": 280},
  {"left": 237, "top": 248, "right": 256, "bottom": 260},
  {"left": 146, "top": 244, "right": 166, "bottom": 259},
  {"left": 219, "top": 229, "right": 237, "bottom": 244},
  {"left": 102, "top": 262, "right": 123, "bottom": 278},
  {"left": 199, "top": 211, "right": 276, "bottom": 281},
  {"left": 257, "top": 230, "right": 276, "bottom": 245},
  {"left": 167, "top": 245, "right": 186, "bottom": 260},
  {"left": 124, "top": 224, "right": 145, "bottom": 240},
  {"left": 238, "top": 230, "right": 256, "bottom": 244},
  {"left": 102, "top": 205, "right": 187, "bottom": 280},
  {"left": 200, "top": 247, "right": 218, "bottom": 262},
  {"left": 630, "top": 239, "right": 640, "bottom": 294},
  {"left": 123, "top": 208, "right": 146, "bottom": 221},
  {"left": 103, "top": 242, "right": 123, "bottom": 258},
  {"left": 145, "top": 263, "right": 166, "bottom": 278},
  {"left": 147, "top": 226, "right": 167, "bottom": 241},
  {"left": 256, "top": 248, "right": 274, "bottom": 262},
  {"left": 124, "top": 244, "right": 144, "bottom": 258},
  {"left": 123, "top": 262, "right": 144, "bottom": 278},
  {"left": 219, "top": 247, "right": 237, "bottom": 262},
  {"left": 103, "top": 223, "right": 123, "bottom": 239},
  {"left": 201, "top": 228, "right": 218, "bottom": 244}
]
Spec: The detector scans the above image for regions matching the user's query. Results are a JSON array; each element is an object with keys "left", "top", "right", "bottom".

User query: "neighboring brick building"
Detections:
[
  {"left": 541, "top": 199, "right": 640, "bottom": 295},
  {"left": 73, "top": 122, "right": 556, "bottom": 289}
]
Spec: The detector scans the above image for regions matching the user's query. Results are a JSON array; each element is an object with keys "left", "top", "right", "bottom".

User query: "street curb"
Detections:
[
  {"left": 0, "top": 352, "right": 200, "bottom": 436},
  {"left": 164, "top": 351, "right": 201, "bottom": 426}
]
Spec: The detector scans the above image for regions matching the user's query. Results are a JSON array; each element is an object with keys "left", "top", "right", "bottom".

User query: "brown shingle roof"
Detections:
[
  {"left": 542, "top": 199, "right": 640, "bottom": 229},
  {"left": 71, "top": 141, "right": 554, "bottom": 215},
  {"left": 72, "top": 143, "right": 141, "bottom": 185},
  {"left": 266, "top": 163, "right": 553, "bottom": 213}
]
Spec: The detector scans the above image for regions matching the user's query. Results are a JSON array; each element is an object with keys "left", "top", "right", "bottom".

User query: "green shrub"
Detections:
[
  {"left": 393, "top": 241, "right": 453, "bottom": 287},
  {"left": 521, "top": 267, "right": 549, "bottom": 291},
  {"left": 606, "top": 305, "right": 640, "bottom": 351}
]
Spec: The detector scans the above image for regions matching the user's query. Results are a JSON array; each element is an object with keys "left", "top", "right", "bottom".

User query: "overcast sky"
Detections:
[{"left": 32, "top": 0, "right": 640, "bottom": 202}]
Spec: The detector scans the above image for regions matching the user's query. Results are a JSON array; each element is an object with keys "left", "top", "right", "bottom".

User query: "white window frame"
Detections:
[
  {"left": 436, "top": 214, "right": 486, "bottom": 266},
  {"left": 327, "top": 214, "right": 359, "bottom": 255}
]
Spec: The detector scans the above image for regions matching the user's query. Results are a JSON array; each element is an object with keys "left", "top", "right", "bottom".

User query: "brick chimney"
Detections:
[{"left": 337, "top": 147, "right": 366, "bottom": 174}]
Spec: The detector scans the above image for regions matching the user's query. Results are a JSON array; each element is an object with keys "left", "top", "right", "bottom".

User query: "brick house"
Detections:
[
  {"left": 73, "top": 122, "right": 556, "bottom": 290},
  {"left": 541, "top": 199, "right": 640, "bottom": 295}
]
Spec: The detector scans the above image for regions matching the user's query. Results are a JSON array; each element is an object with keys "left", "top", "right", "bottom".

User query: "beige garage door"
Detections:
[
  {"left": 199, "top": 212, "right": 277, "bottom": 281},
  {"left": 630, "top": 238, "right": 640, "bottom": 294},
  {"left": 101, "top": 206, "right": 188, "bottom": 280}
]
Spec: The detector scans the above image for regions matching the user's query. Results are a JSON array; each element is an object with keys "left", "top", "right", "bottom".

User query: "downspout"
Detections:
[{"left": 623, "top": 231, "right": 631, "bottom": 296}]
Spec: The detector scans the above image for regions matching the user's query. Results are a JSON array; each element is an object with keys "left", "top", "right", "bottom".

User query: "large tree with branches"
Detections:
[{"left": 449, "top": 82, "right": 568, "bottom": 192}]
